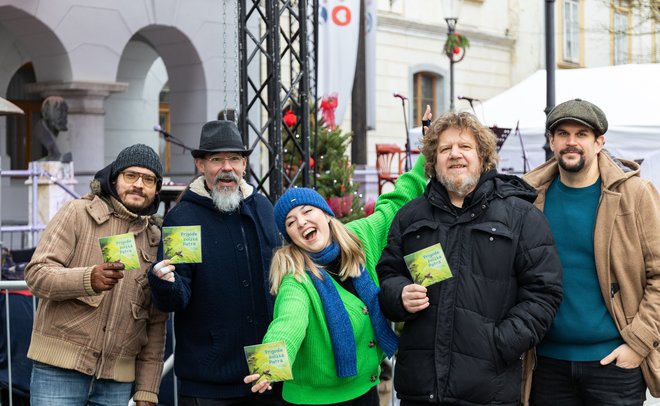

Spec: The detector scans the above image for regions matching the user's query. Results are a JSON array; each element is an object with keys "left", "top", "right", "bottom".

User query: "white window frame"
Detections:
[
  {"left": 563, "top": 0, "right": 580, "bottom": 63},
  {"left": 614, "top": 10, "right": 628, "bottom": 64}
]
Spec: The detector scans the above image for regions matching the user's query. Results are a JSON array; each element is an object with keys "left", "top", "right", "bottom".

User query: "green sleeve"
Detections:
[
  {"left": 262, "top": 275, "right": 311, "bottom": 366},
  {"left": 347, "top": 155, "right": 428, "bottom": 278}
]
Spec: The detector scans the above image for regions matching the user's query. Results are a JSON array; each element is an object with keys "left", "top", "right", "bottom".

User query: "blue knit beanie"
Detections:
[{"left": 274, "top": 187, "right": 335, "bottom": 242}]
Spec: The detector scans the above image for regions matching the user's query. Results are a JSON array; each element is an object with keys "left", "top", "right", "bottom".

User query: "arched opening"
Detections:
[{"left": 6, "top": 63, "right": 42, "bottom": 169}]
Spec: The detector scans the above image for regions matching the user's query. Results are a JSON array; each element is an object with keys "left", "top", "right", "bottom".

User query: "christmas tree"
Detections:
[{"left": 283, "top": 102, "right": 365, "bottom": 223}]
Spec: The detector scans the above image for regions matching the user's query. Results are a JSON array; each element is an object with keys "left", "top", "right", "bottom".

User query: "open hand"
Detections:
[
  {"left": 90, "top": 262, "right": 125, "bottom": 293},
  {"left": 402, "top": 283, "right": 429, "bottom": 313},
  {"left": 243, "top": 374, "right": 272, "bottom": 393},
  {"left": 152, "top": 259, "right": 175, "bottom": 282}
]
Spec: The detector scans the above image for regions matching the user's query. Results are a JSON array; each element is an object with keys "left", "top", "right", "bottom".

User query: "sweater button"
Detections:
[
  {"left": 368, "top": 340, "right": 376, "bottom": 348},
  {"left": 654, "top": 341, "right": 659, "bottom": 348},
  {"left": 370, "top": 375, "right": 377, "bottom": 382},
  {"left": 242, "top": 280, "right": 249, "bottom": 287},
  {"left": 236, "top": 243, "right": 244, "bottom": 251},
  {"left": 93, "top": 352, "right": 100, "bottom": 357}
]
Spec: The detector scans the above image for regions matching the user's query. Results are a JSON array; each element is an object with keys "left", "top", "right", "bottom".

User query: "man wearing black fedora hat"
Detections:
[
  {"left": 148, "top": 120, "right": 282, "bottom": 405},
  {"left": 522, "top": 99, "right": 660, "bottom": 405}
]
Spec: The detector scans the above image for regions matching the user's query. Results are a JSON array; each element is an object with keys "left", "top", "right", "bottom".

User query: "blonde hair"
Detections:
[
  {"left": 421, "top": 111, "right": 499, "bottom": 179},
  {"left": 269, "top": 217, "right": 365, "bottom": 294}
]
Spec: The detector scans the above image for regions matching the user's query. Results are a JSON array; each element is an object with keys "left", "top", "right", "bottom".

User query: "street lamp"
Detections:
[{"left": 443, "top": 0, "right": 466, "bottom": 112}]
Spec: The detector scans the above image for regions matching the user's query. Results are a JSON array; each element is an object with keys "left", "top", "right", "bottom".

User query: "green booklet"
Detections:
[
  {"left": 162, "top": 225, "right": 202, "bottom": 264},
  {"left": 244, "top": 341, "right": 293, "bottom": 384},
  {"left": 404, "top": 243, "right": 453, "bottom": 287},
  {"left": 99, "top": 232, "right": 140, "bottom": 270}
]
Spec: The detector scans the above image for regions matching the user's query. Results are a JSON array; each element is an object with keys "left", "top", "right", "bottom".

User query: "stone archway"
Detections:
[{"left": 106, "top": 26, "right": 207, "bottom": 179}]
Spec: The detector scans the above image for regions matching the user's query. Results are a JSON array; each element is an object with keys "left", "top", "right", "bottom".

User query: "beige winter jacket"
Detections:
[
  {"left": 520, "top": 152, "right": 660, "bottom": 403},
  {"left": 25, "top": 193, "right": 168, "bottom": 404}
]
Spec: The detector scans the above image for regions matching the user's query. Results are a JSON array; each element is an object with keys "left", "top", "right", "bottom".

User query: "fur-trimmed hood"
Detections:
[{"left": 89, "top": 163, "right": 161, "bottom": 217}]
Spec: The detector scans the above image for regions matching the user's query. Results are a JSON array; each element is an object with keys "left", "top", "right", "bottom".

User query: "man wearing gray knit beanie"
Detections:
[{"left": 25, "top": 143, "right": 168, "bottom": 406}]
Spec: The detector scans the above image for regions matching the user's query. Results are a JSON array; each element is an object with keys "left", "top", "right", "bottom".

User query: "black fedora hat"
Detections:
[{"left": 191, "top": 120, "right": 253, "bottom": 158}]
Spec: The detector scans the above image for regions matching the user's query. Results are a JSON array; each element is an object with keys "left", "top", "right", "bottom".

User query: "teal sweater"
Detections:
[
  {"left": 538, "top": 177, "right": 623, "bottom": 360},
  {"left": 262, "top": 156, "right": 428, "bottom": 404}
]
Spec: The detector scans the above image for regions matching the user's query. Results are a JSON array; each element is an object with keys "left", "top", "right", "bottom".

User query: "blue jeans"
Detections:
[
  {"left": 530, "top": 356, "right": 647, "bottom": 406},
  {"left": 30, "top": 361, "right": 133, "bottom": 406}
]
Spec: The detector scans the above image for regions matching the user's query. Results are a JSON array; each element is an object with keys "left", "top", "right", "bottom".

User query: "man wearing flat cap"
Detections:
[
  {"left": 149, "top": 120, "right": 281, "bottom": 405},
  {"left": 522, "top": 99, "right": 660, "bottom": 405},
  {"left": 25, "top": 144, "right": 168, "bottom": 405}
]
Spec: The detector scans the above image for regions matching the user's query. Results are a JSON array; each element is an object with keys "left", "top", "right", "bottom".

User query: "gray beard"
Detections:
[
  {"left": 438, "top": 172, "right": 480, "bottom": 198},
  {"left": 211, "top": 186, "right": 242, "bottom": 212}
]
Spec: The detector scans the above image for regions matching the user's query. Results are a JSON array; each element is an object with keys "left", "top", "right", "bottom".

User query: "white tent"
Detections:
[{"left": 478, "top": 64, "right": 660, "bottom": 176}]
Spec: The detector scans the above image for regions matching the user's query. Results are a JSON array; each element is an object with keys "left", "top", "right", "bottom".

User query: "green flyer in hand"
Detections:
[
  {"left": 163, "top": 225, "right": 202, "bottom": 264},
  {"left": 244, "top": 341, "right": 293, "bottom": 384},
  {"left": 404, "top": 243, "right": 453, "bottom": 287},
  {"left": 99, "top": 232, "right": 140, "bottom": 270}
]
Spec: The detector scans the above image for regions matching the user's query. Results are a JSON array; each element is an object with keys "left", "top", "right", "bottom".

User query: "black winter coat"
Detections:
[{"left": 377, "top": 172, "right": 562, "bottom": 405}]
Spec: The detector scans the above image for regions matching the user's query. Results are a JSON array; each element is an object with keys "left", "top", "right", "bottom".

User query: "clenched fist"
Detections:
[
  {"left": 152, "top": 259, "right": 176, "bottom": 282},
  {"left": 90, "top": 262, "right": 125, "bottom": 293}
]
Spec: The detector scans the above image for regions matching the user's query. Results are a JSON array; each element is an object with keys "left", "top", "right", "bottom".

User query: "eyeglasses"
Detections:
[
  {"left": 120, "top": 171, "right": 158, "bottom": 188},
  {"left": 205, "top": 156, "right": 244, "bottom": 166}
]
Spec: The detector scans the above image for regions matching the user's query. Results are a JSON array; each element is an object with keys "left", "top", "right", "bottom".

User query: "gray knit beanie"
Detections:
[{"left": 111, "top": 144, "right": 163, "bottom": 182}]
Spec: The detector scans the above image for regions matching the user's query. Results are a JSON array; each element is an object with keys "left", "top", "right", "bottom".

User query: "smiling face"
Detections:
[
  {"left": 434, "top": 127, "right": 482, "bottom": 206},
  {"left": 284, "top": 205, "right": 332, "bottom": 253},
  {"left": 195, "top": 152, "right": 247, "bottom": 191},
  {"left": 550, "top": 121, "right": 604, "bottom": 174},
  {"left": 114, "top": 166, "right": 157, "bottom": 212}
]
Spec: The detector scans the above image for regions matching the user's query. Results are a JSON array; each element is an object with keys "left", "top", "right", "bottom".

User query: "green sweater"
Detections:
[{"left": 263, "top": 156, "right": 428, "bottom": 404}]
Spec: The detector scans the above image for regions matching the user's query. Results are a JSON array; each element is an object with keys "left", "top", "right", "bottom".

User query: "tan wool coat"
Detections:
[
  {"left": 520, "top": 152, "right": 660, "bottom": 404},
  {"left": 25, "top": 193, "right": 168, "bottom": 404}
]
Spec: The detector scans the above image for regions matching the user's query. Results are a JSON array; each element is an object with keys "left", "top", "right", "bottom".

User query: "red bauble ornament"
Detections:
[
  {"left": 283, "top": 110, "right": 297, "bottom": 127},
  {"left": 453, "top": 47, "right": 461, "bottom": 55}
]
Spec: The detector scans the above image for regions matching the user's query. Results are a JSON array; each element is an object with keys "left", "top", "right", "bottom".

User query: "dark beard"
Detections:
[{"left": 558, "top": 149, "right": 585, "bottom": 173}]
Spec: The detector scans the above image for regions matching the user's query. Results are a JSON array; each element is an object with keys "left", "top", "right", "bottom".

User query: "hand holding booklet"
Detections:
[
  {"left": 99, "top": 233, "right": 140, "bottom": 270},
  {"left": 244, "top": 341, "right": 293, "bottom": 384},
  {"left": 404, "top": 243, "right": 453, "bottom": 287},
  {"left": 162, "top": 225, "right": 202, "bottom": 264}
]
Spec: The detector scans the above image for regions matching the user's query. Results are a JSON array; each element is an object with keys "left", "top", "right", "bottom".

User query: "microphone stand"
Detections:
[
  {"left": 156, "top": 129, "right": 195, "bottom": 152},
  {"left": 398, "top": 98, "right": 412, "bottom": 171},
  {"left": 515, "top": 121, "right": 530, "bottom": 173}
]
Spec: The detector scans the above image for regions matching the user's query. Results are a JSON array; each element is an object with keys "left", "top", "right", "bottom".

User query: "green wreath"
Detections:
[{"left": 444, "top": 32, "right": 470, "bottom": 59}]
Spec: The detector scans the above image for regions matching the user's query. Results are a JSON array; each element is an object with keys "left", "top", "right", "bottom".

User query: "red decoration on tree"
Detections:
[
  {"left": 283, "top": 110, "right": 297, "bottom": 127},
  {"left": 297, "top": 157, "right": 315, "bottom": 169},
  {"left": 453, "top": 47, "right": 460, "bottom": 54},
  {"left": 320, "top": 93, "right": 338, "bottom": 129}
]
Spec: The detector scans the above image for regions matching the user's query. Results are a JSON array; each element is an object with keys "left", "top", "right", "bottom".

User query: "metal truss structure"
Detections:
[{"left": 238, "top": 0, "right": 318, "bottom": 202}]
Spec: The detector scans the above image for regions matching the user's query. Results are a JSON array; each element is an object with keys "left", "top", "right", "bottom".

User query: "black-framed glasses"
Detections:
[
  {"left": 120, "top": 171, "right": 158, "bottom": 188},
  {"left": 205, "top": 155, "right": 244, "bottom": 166}
]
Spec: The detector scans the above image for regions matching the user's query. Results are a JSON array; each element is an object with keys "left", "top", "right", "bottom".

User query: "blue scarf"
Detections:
[{"left": 308, "top": 242, "right": 399, "bottom": 377}]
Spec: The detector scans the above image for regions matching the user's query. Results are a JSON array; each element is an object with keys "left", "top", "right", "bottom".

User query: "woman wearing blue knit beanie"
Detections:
[{"left": 244, "top": 153, "right": 429, "bottom": 405}]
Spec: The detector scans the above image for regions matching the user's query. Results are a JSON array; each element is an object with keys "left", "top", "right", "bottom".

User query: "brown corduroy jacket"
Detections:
[
  {"left": 520, "top": 152, "right": 660, "bottom": 404},
  {"left": 25, "top": 193, "right": 168, "bottom": 404}
]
